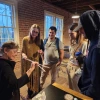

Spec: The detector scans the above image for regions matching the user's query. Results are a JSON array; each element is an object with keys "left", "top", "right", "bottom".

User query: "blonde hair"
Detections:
[
  {"left": 29, "top": 24, "right": 41, "bottom": 46},
  {"left": 70, "top": 31, "right": 79, "bottom": 46},
  {"left": 73, "top": 33, "right": 88, "bottom": 57},
  {"left": 69, "top": 23, "right": 88, "bottom": 57}
]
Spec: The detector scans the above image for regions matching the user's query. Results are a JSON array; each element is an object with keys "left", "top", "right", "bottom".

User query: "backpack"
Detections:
[{"left": 43, "top": 37, "right": 60, "bottom": 55}]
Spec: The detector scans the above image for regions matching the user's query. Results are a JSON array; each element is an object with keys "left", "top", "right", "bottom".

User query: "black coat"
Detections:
[
  {"left": 78, "top": 10, "right": 100, "bottom": 100},
  {"left": 0, "top": 58, "right": 29, "bottom": 100}
]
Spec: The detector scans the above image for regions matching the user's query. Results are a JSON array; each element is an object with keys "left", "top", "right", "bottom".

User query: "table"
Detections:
[{"left": 32, "top": 83, "right": 93, "bottom": 100}]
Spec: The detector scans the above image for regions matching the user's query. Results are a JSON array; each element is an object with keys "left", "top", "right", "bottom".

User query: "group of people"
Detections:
[
  {"left": 0, "top": 10, "right": 100, "bottom": 100},
  {"left": 21, "top": 24, "right": 64, "bottom": 99},
  {"left": 68, "top": 10, "right": 100, "bottom": 100},
  {"left": 0, "top": 24, "right": 64, "bottom": 100}
]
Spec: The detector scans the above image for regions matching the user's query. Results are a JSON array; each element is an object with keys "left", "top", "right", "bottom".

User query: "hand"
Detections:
[
  {"left": 30, "top": 61, "right": 38, "bottom": 71},
  {"left": 31, "top": 61, "right": 39, "bottom": 66},
  {"left": 56, "top": 61, "right": 61, "bottom": 66},
  {"left": 22, "top": 53, "right": 27, "bottom": 59},
  {"left": 38, "top": 49, "right": 44, "bottom": 55},
  {"left": 26, "top": 61, "right": 39, "bottom": 77}
]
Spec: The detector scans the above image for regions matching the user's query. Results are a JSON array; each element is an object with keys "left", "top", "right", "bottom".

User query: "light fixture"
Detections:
[
  {"left": 72, "top": 0, "right": 80, "bottom": 19},
  {"left": 72, "top": 12, "right": 80, "bottom": 18}
]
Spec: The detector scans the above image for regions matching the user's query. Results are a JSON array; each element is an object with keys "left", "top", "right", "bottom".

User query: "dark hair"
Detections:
[
  {"left": 49, "top": 26, "right": 57, "bottom": 33},
  {"left": 69, "top": 23, "right": 78, "bottom": 31},
  {"left": 29, "top": 24, "right": 41, "bottom": 46},
  {"left": 1, "top": 41, "right": 19, "bottom": 52}
]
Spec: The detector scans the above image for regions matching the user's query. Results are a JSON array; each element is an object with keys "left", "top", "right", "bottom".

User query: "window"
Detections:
[
  {"left": 44, "top": 11, "right": 63, "bottom": 41},
  {"left": 0, "top": 0, "right": 19, "bottom": 47}
]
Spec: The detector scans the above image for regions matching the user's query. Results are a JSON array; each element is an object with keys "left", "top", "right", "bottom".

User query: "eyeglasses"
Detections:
[{"left": 32, "top": 30, "right": 39, "bottom": 34}]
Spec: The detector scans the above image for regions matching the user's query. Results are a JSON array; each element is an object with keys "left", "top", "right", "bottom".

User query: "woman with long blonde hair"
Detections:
[
  {"left": 67, "top": 23, "right": 88, "bottom": 92},
  {"left": 21, "top": 24, "right": 44, "bottom": 99}
]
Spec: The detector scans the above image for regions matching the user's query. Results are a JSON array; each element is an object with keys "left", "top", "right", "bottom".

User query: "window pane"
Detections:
[
  {"left": 2, "top": 28, "right": 8, "bottom": 38},
  {"left": 0, "top": 28, "right": 2, "bottom": 38},
  {"left": 0, "top": 39, "right": 9, "bottom": 47},
  {"left": 8, "top": 28, "right": 14, "bottom": 39},
  {"left": 45, "top": 15, "right": 53, "bottom": 38},
  {"left": 6, "top": 4, "right": 12, "bottom": 16},
  {"left": 0, "top": 3, "right": 6, "bottom": 15},
  {"left": 0, "top": 28, "right": 8, "bottom": 47},
  {"left": 7, "top": 16, "right": 13, "bottom": 27},
  {"left": 0, "top": 27, "right": 14, "bottom": 46},
  {"left": 56, "top": 31, "right": 61, "bottom": 39},
  {"left": 56, "top": 18, "right": 63, "bottom": 40},
  {"left": 2, "top": 15, "right": 7, "bottom": 26},
  {"left": 56, "top": 18, "right": 63, "bottom": 31},
  {"left": 0, "top": 2, "right": 15, "bottom": 46},
  {"left": 0, "top": 15, "right": 3, "bottom": 26},
  {"left": 45, "top": 12, "right": 63, "bottom": 41}
]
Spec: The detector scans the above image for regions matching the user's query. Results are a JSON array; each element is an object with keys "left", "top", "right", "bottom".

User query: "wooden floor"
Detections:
[{"left": 14, "top": 60, "right": 69, "bottom": 100}]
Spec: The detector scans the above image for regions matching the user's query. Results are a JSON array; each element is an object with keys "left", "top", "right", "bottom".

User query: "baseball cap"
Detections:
[{"left": 73, "top": 19, "right": 82, "bottom": 32}]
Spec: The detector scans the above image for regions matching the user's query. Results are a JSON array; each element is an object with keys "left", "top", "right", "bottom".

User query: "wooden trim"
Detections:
[{"left": 53, "top": 83, "right": 93, "bottom": 100}]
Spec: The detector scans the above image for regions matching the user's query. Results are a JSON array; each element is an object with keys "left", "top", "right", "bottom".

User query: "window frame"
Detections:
[
  {"left": 44, "top": 10, "right": 64, "bottom": 41},
  {"left": 0, "top": 0, "right": 19, "bottom": 46}
]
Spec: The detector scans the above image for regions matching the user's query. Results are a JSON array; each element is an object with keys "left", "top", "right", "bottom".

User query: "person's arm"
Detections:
[
  {"left": 59, "top": 49, "right": 64, "bottom": 62},
  {"left": 82, "top": 48, "right": 100, "bottom": 98},
  {"left": 40, "top": 39, "right": 44, "bottom": 51},
  {"left": 56, "top": 49, "right": 64, "bottom": 66},
  {"left": 26, "top": 62, "right": 38, "bottom": 77},
  {"left": 3, "top": 62, "right": 37, "bottom": 90},
  {"left": 38, "top": 49, "right": 44, "bottom": 60},
  {"left": 22, "top": 53, "right": 27, "bottom": 59},
  {"left": 56, "top": 41, "right": 64, "bottom": 66},
  {"left": 21, "top": 38, "right": 27, "bottom": 59},
  {"left": 40, "top": 39, "right": 44, "bottom": 60},
  {"left": 38, "top": 39, "right": 44, "bottom": 62},
  {"left": 80, "top": 41, "right": 88, "bottom": 56},
  {"left": 21, "top": 38, "right": 28, "bottom": 76}
]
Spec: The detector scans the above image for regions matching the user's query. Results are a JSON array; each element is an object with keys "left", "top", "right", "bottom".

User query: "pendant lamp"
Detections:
[{"left": 72, "top": 0, "right": 80, "bottom": 19}]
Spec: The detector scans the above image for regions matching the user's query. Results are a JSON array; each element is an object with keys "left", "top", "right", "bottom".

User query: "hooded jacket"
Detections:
[{"left": 78, "top": 10, "right": 100, "bottom": 100}]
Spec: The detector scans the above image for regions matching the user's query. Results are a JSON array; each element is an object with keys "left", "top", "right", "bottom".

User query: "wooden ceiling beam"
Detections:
[
  {"left": 61, "top": 5, "right": 90, "bottom": 10},
  {"left": 88, "top": 5, "right": 96, "bottom": 10},
  {"left": 42, "top": 0, "right": 100, "bottom": 14},
  {"left": 50, "top": 0, "right": 64, "bottom": 3},
  {"left": 69, "top": 7, "right": 91, "bottom": 12},
  {"left": 54, "top": 0, "right": 100, "bottom": 8},
  {"left": 42, "top": 0, "right": 65, "bottom": 3},
  {"left": 46, "top": 0, "right": 71, "bottom": 3},
  {"left": 70, "top": 7, "right": 91, "bottom": 11},
  {"left": 53, "top": 0, "right": 76, "bottom": 5}
]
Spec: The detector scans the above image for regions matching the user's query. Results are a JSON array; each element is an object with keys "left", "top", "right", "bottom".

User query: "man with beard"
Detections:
[{"left": 40, "top": 26, "right": 64, "bottom": 89}]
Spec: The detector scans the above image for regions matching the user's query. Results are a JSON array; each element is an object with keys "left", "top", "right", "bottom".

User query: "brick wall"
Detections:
[
  {"left": 15, "top": 0, "right": 73, "bottom": 68},
  {"left": 18, "top": 0, "right": 73, "bottom": 47}
]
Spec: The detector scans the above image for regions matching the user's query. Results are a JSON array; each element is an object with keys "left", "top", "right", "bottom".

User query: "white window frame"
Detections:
[
  {"left": 44, "top": 10, "right": 64, "bottom": 41},
  {"left": 0, "top": 0, "right": 19, "bottom": 46}
]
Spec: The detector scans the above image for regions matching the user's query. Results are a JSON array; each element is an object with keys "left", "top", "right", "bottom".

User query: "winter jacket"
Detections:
[
  {"left": 78, "top": 10, "right": 100, "bottom": 100},
  {"left": 0, "top": 58, "right": 29, "bottom": 100}
]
